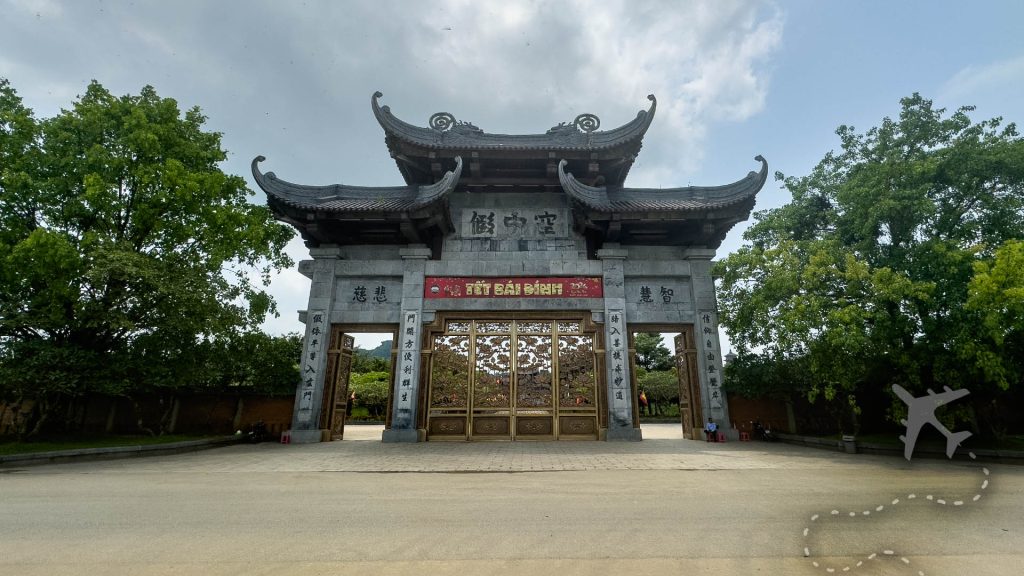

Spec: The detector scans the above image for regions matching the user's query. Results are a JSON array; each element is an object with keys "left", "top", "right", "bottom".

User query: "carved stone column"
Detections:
[
  {"left": 382, "top": 246, "right": 432, "bottom": 442},
  {"left": 598, "top": 245, "right": 641, "bottom": 441},
  {"left": 288, "top": 252, "right": 339, "bottom": 443},
  {"left": 689, "top": 253, "right": 730, "bottom": 428}
]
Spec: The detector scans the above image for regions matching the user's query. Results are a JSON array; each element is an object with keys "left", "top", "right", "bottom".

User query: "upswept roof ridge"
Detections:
[
  {"left": 252, "top": 155, "right": 463, "bottom": 212},
  {"left": 557, "top": 156, "right": 768, "bottom": 212},
  {"left": 371, "top": 91, "right": 657, "bottom": 151}
]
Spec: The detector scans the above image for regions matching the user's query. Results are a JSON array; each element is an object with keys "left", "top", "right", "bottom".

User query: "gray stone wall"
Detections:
[
  {"left": 446, "top": 192, "right": 583, "bottom": 258},
  {"left": 286, "top": 196, "right": 730, "bottom": 441}
]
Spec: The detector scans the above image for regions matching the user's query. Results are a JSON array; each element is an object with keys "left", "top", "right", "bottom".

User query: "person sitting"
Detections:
[{"left": 704, "top": 418, "right": 718, "bottom": 442}]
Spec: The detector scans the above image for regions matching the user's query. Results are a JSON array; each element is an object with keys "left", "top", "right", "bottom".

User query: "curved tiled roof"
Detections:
[
  {"left": 557, "top": 156, "right": 768, "bottom": 212},
  {"left": 252, "top": 155, "right": 463, "bottom": 213},
  {"left": 371, "top": 91, "right": 657, "bottom": 152}
]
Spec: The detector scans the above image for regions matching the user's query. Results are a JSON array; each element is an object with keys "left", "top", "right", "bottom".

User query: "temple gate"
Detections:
[{"left": 254, "top": 92, "right": 766, "bottom": 442}]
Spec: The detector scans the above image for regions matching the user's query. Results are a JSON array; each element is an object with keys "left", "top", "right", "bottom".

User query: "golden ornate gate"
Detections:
[
  {"left": 675, "top": 329, "right": 702, "bottom": 439},
  {"left": 321, "top": 331, "right": 355, "bottom": 440},
  {"left": 426, "top": 318, "right": 599, "bottom": 440}
]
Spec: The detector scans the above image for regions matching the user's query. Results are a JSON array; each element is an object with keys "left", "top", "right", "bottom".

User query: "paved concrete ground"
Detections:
[{"left": 1, "top": 424, "right": 1020, "bottom": 576}]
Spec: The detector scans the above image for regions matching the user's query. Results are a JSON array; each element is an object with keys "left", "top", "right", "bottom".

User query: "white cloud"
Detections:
[
  {"left": 260, "top": 237, "right": 312, "bottom": 336},
  {"left": 394, "top": 0, "right": 783, "bottom": 180},
  {"left": 0, "top": 0, "right": 784, "bottom": 335},
  {"left": 941, "top": 54, "right": 1024, "bottom": 103}
]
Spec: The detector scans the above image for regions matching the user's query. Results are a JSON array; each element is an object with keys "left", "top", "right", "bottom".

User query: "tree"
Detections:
[
  {"left": 0, "top": 79, "right": 295, "bottom": 436},
  {"left": 637, "top": 367, "right": 678, "bottom": 416},
  {"left": 717, "top": 94, "right": 1024, "bottom": 436},
  {"left": 352, "top": 348, "right": 390, "bottom": 373},
  {"left": 634, "top": 333, "right": 673, "bottom": 371},
  {"left": 202, "top": 332, "right": 302, "bottom": 396},
  {"left": 349, "top": 371, "right": 390, "bottom": 419}
]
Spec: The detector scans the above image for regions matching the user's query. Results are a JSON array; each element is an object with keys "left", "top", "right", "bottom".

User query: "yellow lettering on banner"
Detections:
[
  {"left": 493, "top": 282, "right": 515, "bottom": 296},
  {"left": 450, "top": 278, "right": 577, "bottom": 297},
  {"left": 465, "top": 281, "right": 491, "bottom": 296}
]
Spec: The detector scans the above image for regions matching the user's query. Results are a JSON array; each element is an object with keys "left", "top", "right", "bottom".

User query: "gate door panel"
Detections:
[
  {"left": 675, "top": 330, "right": 701, "bottom": 439},
  {"left": 515, "top": 322, "right": 553, "bottom": 439},
  {"left": 473, "top": 324, "right": 512, "bottom": 440},
  {"left": 556, "top": 328, "right": 598, "bottom": 438},
  {"left": 427, "top": 319, "right": 597, "bottom": 440},
  {"left": 324, "top": 332, "right": 355, "bottom": 440},
  {"left": 426, "top": 332, "right": 471, "bottom": 439}
]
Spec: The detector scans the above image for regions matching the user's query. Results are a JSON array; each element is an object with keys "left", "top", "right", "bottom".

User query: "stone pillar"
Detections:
[
  {"left": 690, "top": 253, "right": 730, "bottom": 428},
  {"left": 288, "top": 253, "right": 339, "bottom": 443},
  {"left": 382, "top": 246, "right": 432, "bottom": 443},
  {"left": 597, "top": 245, "right": 641, "bottom": 441}
]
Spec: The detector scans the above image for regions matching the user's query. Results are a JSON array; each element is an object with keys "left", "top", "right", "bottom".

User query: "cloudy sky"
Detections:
[{"left": 3, "top": 0, "right": 1023, "bottom": 346}]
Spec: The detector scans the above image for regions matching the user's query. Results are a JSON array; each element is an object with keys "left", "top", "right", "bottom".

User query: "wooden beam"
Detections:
[
  {"left": 470, "top": 151, "right": 482, "bottom": 179},
  {"left": 400, "top": 221, "right": 423, "bottom": 244},
  {"left": 607, "top": 220, "right": 621, "bottom": 242},
  {"left": 588, "top": 153, "right": 599, "bottom": 179},
  {"left": 429, "top": 151, "right": 442, "bottom": 178}
]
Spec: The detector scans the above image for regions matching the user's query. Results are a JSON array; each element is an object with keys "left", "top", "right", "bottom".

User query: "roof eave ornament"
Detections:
[
  {"left": 557, "top": 158, "right": 612, "bottom": 211},
  {"left": 252, "top": 155, "right": 275, "bottom": 184},
  {"left": 416, "top": 156, "right": 463, "bottom": 205}
]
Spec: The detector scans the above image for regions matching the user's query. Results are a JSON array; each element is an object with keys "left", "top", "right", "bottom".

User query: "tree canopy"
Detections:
[
  {"left": 0, "top": 79, "right": 295, "bottom": 435},
  {"left": 717, "top": 94, "right": 1024, "bottom": 436},
  {"left": 634, "top": 333, "right": 673, "bottom": 371}
]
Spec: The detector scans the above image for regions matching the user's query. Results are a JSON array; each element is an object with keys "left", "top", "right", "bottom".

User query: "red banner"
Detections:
[{"left": 424, "top": 277, "right": 603, "bottom": 299}]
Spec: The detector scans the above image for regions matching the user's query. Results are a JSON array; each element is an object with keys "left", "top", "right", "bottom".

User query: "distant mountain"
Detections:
[{"left": 362, "top": 340, "right": 392, "bottom": 358}]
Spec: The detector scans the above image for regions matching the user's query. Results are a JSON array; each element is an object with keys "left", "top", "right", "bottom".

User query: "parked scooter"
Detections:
[
  {"left": 248, "top": 420, "right": 268, "bottom": 443},
  {"left": 751, "top": 420, "right": 778, "bottom": 442}
]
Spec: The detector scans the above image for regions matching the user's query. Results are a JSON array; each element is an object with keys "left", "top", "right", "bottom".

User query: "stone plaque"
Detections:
[
  {"left": 625, "top": 278, "right": 691, "bottom": 307},
  {"left": 460, "top": 207, "right": 569, "bottom": 239}
]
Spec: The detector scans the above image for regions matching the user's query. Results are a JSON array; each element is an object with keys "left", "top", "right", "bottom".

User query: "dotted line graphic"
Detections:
[{"left": 802, "top": 451, "right": 990, "bottom": 575}]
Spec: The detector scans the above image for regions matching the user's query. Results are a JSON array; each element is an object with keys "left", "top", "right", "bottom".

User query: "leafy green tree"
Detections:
[
  {"left": 0, "top": 79, "right": 294, "bottom": 436},
  {"left": 352, "top": 348, "right": 390, "bottom": 373},
  {"left": 637, "top": 367, "right": 678, "bottom": 416},
  {"left": 349, "top": 371, "right": 390, "bottom": 419},
  {"left": 717, "top": 94, "right": 1024, "bottom": 436},
  {"left": 634, "top": 333, "right": 673, "bottom": 371},
  {"left": 204, "top": 332, "right": 302, "bottom": 395}
]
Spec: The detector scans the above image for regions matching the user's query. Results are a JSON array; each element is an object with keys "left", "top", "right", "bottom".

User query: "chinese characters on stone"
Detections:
[
  {"left": 464, "top": 209, "right": 564, "bottom": 238},
  {"left": 701, "top": 312, "right": 723, "bottom": 410},
  {"left": 607, "top": 311, "right": 628, "bottom": 404},
  {"left": 638, "top": 285, "right": 674, "bottom": 303},
  {"left": 297, "top": 310, "right": 327, "bottom": 422},
  {"left": 393, "top": 311, "right": 419, "bottom": 427},
  {"left": 352, "top": 285, "right": 388, "bottom": 303}
]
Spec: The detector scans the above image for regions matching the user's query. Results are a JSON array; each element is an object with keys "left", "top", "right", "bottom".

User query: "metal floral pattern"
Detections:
[
  {"left": 557, "top": 322, "right": 581, "bottom": 333},
  {"left": 516, "top": 335, "right": 553, "bottom": 408},
  {"left": 517, "top": 321, "right": 551, "bottom": 333},
  {"left": 558, "top": 335, "right": 596, "bottom": 407},
  {"left": 476, "top": 321, "right": 511, "bottom": 333},
  {"left": 446, "top": 321, "right": 470, "bottom": 333},
  {"left": 430, "top": 335, "right": 470, "bottom": 408},
  {"left": 426, "top": 318, "right": 598, "bottom": 439},
  {"left": 474, "top": 335, "right": 511, "bottom": 407}
]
